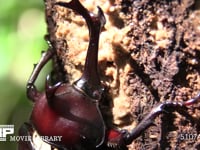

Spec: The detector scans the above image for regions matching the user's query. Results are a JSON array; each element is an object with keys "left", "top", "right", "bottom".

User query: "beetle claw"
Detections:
[{"left": 183, "top": 93, "right": 200, "bottom": 106}]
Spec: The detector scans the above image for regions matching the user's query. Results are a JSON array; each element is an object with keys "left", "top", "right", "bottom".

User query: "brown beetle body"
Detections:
[{"left": 31, "top": 83, "right": 105, "bottom": 148}]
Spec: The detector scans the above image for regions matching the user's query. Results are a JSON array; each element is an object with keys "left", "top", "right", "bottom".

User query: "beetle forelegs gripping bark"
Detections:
[
  {"left": 27, "top": 49, "right": 54, "bottom": 102},
  {"left": 106, "top": 93, "right": 200, "bottom": 149}
]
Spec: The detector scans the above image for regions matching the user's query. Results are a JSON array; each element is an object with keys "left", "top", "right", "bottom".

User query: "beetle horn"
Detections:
[{"left": 55, "top": 0, "right": 106, "bottom": 100}]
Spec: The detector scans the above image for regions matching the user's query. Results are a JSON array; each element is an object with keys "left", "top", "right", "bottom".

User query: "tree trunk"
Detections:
[{"left": 44, "top": 0, "right": 200, "bottom": 149}]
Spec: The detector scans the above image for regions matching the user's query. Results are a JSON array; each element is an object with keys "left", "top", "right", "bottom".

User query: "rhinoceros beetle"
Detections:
[{"left": 18, "top": 0, "right": 200, "bottom": 149}]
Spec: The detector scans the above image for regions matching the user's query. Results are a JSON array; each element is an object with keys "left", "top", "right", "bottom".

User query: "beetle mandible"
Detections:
[{"left": 19, "top": 0, "right": 200, "bottom": 149}]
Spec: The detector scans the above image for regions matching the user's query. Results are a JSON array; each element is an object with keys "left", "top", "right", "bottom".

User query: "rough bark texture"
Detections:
[{"left": 44, "top": 0, "right": 200, "bottom": 149}]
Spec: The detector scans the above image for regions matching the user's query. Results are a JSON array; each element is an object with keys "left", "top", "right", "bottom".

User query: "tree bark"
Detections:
[{"left": 44, "top": 0, "right": 200, "bottom": 149}]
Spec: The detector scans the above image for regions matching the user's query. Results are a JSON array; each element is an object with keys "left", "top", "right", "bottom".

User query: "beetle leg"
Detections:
[
  {"left": 55, "top": 0, "right": 106, "bottom": 100},
  {"left": 107, "top": 93, "right": 200, "bottom": 148},
  {"left": 18, "top": 123, "right": 36, "bottom": 150},
  {"left": 18, "top": 123, "right": 57, "bottom": 150},
  {"left": 27, "top": 49, "right": 54, "bottom": 101}
]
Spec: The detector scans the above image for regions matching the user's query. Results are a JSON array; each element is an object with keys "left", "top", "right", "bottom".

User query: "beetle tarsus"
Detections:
[{"left": 183, "top": 93, "right": 200, "bottom": 106}]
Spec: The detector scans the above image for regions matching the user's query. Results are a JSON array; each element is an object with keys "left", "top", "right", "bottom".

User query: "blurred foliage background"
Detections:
[{"left": 0, "top": 0, "right": 50, "bottom": 149}]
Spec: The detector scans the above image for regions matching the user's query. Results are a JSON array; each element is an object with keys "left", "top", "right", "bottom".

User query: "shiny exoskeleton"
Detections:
[{"left": 19, "top": 0, "right": 200, "bottom": 150}]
